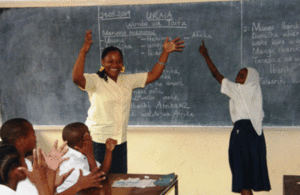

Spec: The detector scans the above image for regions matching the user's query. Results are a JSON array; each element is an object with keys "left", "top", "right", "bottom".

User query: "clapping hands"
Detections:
[{"left": 18, "top": 147, "right": 48, "bottom": 186}]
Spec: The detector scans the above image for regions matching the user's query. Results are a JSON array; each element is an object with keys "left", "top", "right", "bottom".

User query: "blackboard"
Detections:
[{"left": 0, "top": 0, "right": 299, "bottom": 126}]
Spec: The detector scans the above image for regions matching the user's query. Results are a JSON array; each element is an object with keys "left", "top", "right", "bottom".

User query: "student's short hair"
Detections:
[
  {"left": 62, "top": 122, "right": 88, "bottom": 148},
  {"left": 0, "top": 143, "right": 22, "bottom": 184},
  {"left": 0, "top": 118, "right": 32, "bottom": 145}
]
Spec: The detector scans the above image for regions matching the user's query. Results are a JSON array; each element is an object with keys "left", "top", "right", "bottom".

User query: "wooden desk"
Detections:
[
  {"left": 283, "top": 175, "right": 300, "bottom": 195},
  {"left": 77, "top": 173, "right": 178, "bottom": 195}
]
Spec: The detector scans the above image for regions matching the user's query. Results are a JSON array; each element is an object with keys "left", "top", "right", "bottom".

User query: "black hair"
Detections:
[
  {"left": 97, "top": 46, "right": 123, "bottom": 82},
  {"left": 0, "top": 143, "right": 22, "bottom": 184},
  {"left": 62, "top": 122, "right": 88, "bottom": 148},
  {"left": 0, "top": 118, "right": 32, "bottom": 145}
]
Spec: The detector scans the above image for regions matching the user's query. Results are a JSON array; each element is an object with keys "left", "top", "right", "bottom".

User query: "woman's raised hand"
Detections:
[
  {"left": 82, "top": 30, "right": 93, "bottom": 53},
  {"left": 163, "top": 37, "right": 185, "bottom": 53}
]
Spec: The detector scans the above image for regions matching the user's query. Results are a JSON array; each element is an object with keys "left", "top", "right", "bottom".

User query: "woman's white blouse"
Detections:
[
  {"left": 82, "top": 73, "right": 147, "bottom": 144},
  {"left": 221, "top": 78, "right": 250, "bottom": 123}
]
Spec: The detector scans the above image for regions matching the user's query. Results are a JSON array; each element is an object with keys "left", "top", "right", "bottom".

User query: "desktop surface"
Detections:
[{"left": 77, "top": 173, "right": 178, "bottom": 195}]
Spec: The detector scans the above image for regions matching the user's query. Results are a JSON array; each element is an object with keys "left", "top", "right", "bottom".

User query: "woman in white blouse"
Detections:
[
  {"left": 199, "top": 41, "right": 271, "bottom": 195},
  {"left": 72, "top": 30, "right": 185, "bottom": 173}
]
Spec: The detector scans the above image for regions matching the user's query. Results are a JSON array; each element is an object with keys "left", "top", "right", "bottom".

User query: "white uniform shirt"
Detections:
[
  {"left": 56, "top": 147, "right": 101, "bottom": 193},
  {"left": 0, "top": 184, "right": 18, "bottom": 195},
  {"left": 83, "top": 73, "right": 147, "bottom": 144},
  {"left": 16, "top": 158, "right": 38, "bottom": 195},
  {"left": 221, "top": 78, "right": 250, "bottom": 123}
]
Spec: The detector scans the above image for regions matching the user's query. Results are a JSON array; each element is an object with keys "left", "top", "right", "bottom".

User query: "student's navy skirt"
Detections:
[
  {"left": 229, "top": 120, "right": 271, "bottom": 193},
  {"left": 93, "top": 141, "right": 127, "bottom": 174}
]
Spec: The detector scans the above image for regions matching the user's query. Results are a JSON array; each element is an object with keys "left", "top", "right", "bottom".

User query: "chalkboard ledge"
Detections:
[{"left": 32, "top": 125, "right": 300, "bottom": 131}]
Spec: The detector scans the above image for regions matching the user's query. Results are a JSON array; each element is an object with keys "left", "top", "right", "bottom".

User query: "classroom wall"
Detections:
[{"left": 35, "top": 126, "right": 300, "bottom": 195}]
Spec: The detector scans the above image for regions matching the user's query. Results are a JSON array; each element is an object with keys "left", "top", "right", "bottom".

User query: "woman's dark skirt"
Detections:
[
  {"left": 93, "top": 141, "right": 127, "bottom": 174},
  {"left": 229, "top": 120, "right": 271, "bottom": 193}
]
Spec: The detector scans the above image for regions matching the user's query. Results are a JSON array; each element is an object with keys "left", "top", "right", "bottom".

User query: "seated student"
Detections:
[
  {"left": 0, "top": 118, "right": 102, "bottom": 195},
  {"left": 0, "top": 143, "right": 28, "bottom": 195},
  {"left": 0, "top": 143, "right": 51, "bottom": 195},
  {"left": 0, "top": 118, "right": 73, "bottom": 195},
  {"left": 0, "top": 118, "right": 39, "bottom": 195},
  {"left": 56, "top": 122, "right": 117, "bottom": 194}
]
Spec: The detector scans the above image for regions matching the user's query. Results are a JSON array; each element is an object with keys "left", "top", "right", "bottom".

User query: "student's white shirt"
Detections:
[
  {"left": 16, "top": 158, "right": 38, "bottom": 195},
  {"left": 221, "top": 68, "right": 264, "bottom": 135},
  {"left": 0, "top": 184, "right": 18, "bottom": 195},
  {"left": 82, "top": 73, "right": 147, "bottom": 144},
  {"left": 56, "top": 147, "right": 101, "bottom": 193},
  {"left": 221, "top": 78, "right": 250, "bottom": 123}
]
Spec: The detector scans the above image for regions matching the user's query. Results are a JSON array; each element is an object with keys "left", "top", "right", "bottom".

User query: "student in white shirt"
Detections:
[
  {"left": 0, "top": 118, "right": 76, "bottom": 195},
  {"left": 199, "top": 41, "right": 271, "bottom": 195},
  {"left": 0, "top": 144, "right": 27, "bottom": 195},
  {"left": 57, "top": 122, "right": 117, "bottom": 194},
  {"left": 0, "top": 144, "right": 51, "bottom": 195},
  {"left": 72, "top": 30, "right": 185, "bottom": 173}
]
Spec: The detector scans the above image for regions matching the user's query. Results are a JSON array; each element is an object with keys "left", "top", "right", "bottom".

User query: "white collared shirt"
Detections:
[
  {"left": 0, "top": 184, "right": 18, "bottom": 195},
  {"left": 83, "top": 73, "right": 147, "bottom": 144},
  {"left": 56, "top": 147, "right": 101, "bottom": 193},
  {"left": 16, "top": 159, "right": 38, "bottom": 195}
]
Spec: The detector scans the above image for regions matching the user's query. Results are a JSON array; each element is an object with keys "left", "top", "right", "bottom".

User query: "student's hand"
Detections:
[
  {"left": 105, "top": 138, "right": 117, "bottom": 152},
  {"left": 199, "top": 40, "right": 208, "bottom": 57},
  {"left": 75, "top": 132, "right": 93, "bottom": 158},
  {"left": 42, "top": 140, "right": 69, "bottom": 171},
  {"left": 19, "top": 148, "right": 49, "bottom": 186},
  {"left": 82, "top": 30, "right": 93, "bottom": 54},
  {"left": 55, "top": 168, "right": 75, "bottom": 188},
  {"left": 77, "top": 168, "right": 106, "bottom": 190},
  {"left": 163, "top": 37, "right": 185, "bottom": 53}
]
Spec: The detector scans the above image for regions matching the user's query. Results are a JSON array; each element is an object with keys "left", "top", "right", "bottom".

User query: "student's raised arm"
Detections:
[
  {"left": 72, "top": 30, "right": 93, "bottom": 89},
  {"left": 199, "top": 41, "right": 224, "bottom": 84},
  {"left": 99, "top": 138, "right": 117, "bottom": 174},
  {"left": 146, "top": 37, "right": 185, "bottom": 85}
]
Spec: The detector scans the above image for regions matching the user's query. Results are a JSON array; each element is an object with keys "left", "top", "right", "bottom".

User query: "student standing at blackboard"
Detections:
[
  {"left": 199, "top": 41, "right": 271, "bottom": 195},
  {"left": 72, "top": 30, "right": 185, "bottom": 173}
]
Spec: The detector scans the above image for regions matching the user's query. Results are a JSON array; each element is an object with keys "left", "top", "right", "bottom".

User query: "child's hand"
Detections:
[
  {"left": 82, "top": 30, "right": 93, "bottom": 54},
  {"left": 199, "top": 40, "right": 208, "bottom": 56},
  {"left": 105, "top": 138, "right": 117, "bottom": 152},
  {"left": 19, "top": 148, "right": 48, "bottom": 186},
  {"left": 42, "top": 140, "right": 69, "bottom": 171},
  {"left": 55, "top": 168, "right": 75, "bottom": 188},
  {"left": 163, "top": 37, "right": 185, "bottom": 53},
  {"left": 75, "top": 132, "right": 94, "bottom": 157},
  {"left": 77, "top": 168, "right": 106, "bottom": 190}
]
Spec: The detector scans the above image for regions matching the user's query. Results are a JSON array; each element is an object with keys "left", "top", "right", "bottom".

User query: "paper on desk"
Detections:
[{"left": 112, "top": 177, "right": 156, "bottom": 188}]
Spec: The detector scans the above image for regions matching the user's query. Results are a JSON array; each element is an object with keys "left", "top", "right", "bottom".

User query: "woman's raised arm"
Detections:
[
  {"left": 146, "top": 37, "right": 185, "bottom": 85},
  {"left": 72, "top": 30, "right": 93, "bottom": 89}
]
